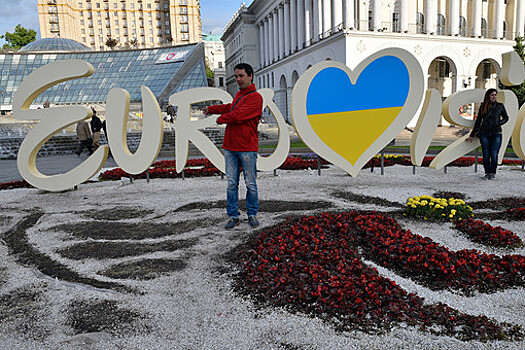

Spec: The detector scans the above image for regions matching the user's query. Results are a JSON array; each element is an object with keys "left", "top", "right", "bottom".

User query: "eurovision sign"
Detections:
[{"left": 12, "top": 48, "right": 525, "bottom": 192}]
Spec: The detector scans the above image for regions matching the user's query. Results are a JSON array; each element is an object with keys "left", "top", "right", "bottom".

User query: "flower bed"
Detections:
[
  {"left": 238, "top": 211, "right": 524, "bottom": 340},
  {"left": 353, "top": 213, "right": 525, "bottom": 295},
  {"left": 0, "top": 180, "right": 32, "bottom": 190},
  {"left": 404, "top": 195, "right": 473, "bottom": 221},
  {"left": 454, "top": 218, "right": 524, "bottom": 249},
  {"left": 505, "top": 208, "right": 525, "bottom": 221}
]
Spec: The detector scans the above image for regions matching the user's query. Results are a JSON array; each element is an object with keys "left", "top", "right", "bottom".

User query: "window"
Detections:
[
  {"left": 482, "top": 61, "right": 493, "bottom": 79},
  {"left": 218, "top": 62, "right": 223, "bottom": 68},
  {"left": 180, "top": 7, "right": 188, "bottom": 14},
  {"left": 437, "top": 14, "right": 446, "bottom": 35},
  {"left": 481, "top": 19, "right": 488, "bottom": 37},
  {"left": 96, "top": 3, "right": 100, "bottom": 8},
  {"left": 416, "top": 12, "right": 424, "bottom": 34},
  {"left": 392, "top": 13, "right": 400, "bottom": 32},
  {"left": 459, "top": 16, "right": 467, "bottom": 36},
  {"left": 181, "top": 24, "right": 189, "bottom": 32},
  {"left": 219, "top": 77, "right": 224, "bottom": 86},
  {"left": 439, "top": 60, "right": 450, "bottom": 78}
]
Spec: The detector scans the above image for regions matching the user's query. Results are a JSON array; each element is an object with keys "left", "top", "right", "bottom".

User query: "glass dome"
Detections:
[{"left": 19, "top": 38, "right": 92, "bottom": 53}]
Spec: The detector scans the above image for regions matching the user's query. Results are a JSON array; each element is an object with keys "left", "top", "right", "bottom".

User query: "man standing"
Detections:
[
  {"left": 203, "top": 63, "right": 263, "bottom": 229},
  {"left": 90, "top": 107, "right": 103, "bottom": 151},
  {"left": 75, "top": 119, "right": 94, "bottom": 156}
]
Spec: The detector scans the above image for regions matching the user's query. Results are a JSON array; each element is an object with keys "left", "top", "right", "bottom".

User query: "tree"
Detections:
[
  {"left": 105, "top": 37, "right": 119, "bottom": 50},
  {"left": 1, "top": 24, "right": 36, "bottom": 49},
  {"left": 130, "top": 38, "right": 139, "bottom": 48},
  {"left": 506, "top": 36, "right": 525, "bottom": 107},
  {"left": 205, "top": 59, "right": 214, "bottom": 79}
]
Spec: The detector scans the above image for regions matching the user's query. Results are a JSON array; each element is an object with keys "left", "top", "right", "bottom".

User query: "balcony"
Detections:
[
  {"left": 50, "top": 28, "right": 60, "bottom": 33},
  {"left": 49, "top": 18, "right": 59, "bottom": 24},
  {"left": 48, "top": 9, "right": 58, "bottom": 14},
  {"left": 47, "top": 0, "right": 56, "bottom": 4}
]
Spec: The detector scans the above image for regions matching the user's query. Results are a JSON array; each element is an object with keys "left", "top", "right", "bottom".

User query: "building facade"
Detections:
[
  {"left": 0, "top": 38, "right": 207, "bottom": 112},
  {"left": 223, "top": 0, "right": 525, "bottom": 123},
  {"left": 38, "top": 0, "right": 201, "bottom": 51},
  {"left": 202, "top": 32, "right": 226, "bottom": 90}
]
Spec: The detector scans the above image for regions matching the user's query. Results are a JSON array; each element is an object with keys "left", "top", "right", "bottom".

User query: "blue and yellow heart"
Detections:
[{"left": 306, "top": 56, "right": 410, "bottom": 165}]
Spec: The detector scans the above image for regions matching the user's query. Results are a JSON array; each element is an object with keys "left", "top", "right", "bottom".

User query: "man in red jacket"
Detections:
[{"left": 203, "top": 63, "right": 263, "bottom": 229}]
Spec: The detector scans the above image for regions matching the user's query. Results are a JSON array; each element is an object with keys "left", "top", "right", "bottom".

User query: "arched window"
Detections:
[
  {"left": 459, "top": 16, "right": 467, "bottom": 36},
  {"left": 437, "top": 14, "right": 446, "bottom": 35},
  {"left": 417, "top": 13, "right": 424, "bottom": 34}
]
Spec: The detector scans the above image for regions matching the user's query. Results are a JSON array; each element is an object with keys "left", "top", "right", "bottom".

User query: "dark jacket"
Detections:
[
  {"left": 470, "top": 102, "right": 509, "bottom": 137},
  {"left": 208, "top": 84, "right": 263, "bottom": 152},
  {"left": 91, "top": 115, "right": 103, "bottom": 133}
]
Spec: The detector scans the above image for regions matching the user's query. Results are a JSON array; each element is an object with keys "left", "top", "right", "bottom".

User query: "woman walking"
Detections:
[{"left": 468, "top": 88, "right": 509, "bottom": 180}]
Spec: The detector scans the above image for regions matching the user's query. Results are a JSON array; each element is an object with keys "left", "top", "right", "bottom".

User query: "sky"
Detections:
[{"left": 0, "top": 0, "right": 254, "bottom": 46}]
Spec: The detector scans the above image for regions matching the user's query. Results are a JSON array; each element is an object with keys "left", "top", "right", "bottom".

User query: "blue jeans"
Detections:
[
  {"left": 224, "top": 150, "right": 259, "bottom": 219},
  {"left": 479, "top": 133, "right": 502, "bottom": 175}
]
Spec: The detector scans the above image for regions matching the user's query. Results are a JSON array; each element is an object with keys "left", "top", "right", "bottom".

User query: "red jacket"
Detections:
[{"left": 208, "top": 84, "right": 263, "bottom": 152}]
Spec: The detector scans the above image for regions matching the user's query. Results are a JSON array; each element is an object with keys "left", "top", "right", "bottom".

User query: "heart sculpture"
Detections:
[{"left": 290, "top": 48, "right": 424, "bottom": 177}]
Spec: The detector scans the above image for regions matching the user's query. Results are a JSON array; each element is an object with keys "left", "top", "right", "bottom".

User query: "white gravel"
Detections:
[{"left": 0, "top": 163, "right": 524, "bottom": 349}]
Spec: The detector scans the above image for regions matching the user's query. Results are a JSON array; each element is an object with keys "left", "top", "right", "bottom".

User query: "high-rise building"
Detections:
[{"left": 38, "top": 0, "right": 201, "bottom": 51}]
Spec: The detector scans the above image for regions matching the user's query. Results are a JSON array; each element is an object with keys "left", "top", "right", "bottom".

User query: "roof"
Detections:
[{"left": 19, "top": 38, "right": 92, "bottom": 53}]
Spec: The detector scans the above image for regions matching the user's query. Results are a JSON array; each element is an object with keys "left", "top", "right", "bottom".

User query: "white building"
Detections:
[
  {"left": 202, "top": 32, "right": 226, "bottom": 89},
  {"left": 222, "top": 0, "right": 525, "bottom": 123}
]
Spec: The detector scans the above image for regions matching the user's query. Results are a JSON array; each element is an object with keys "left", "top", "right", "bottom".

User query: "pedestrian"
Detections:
[
  {"left": 467, "top": 88, "right": 509, "bottom": 180},
  {"left": 202, "top": 63, "right": 263, "bottom": 229},
  {"left": 75, "top": 119, "right": 94, "bottom": 156},
  {"left": 166, "top": 103, "right": 176, "bottom": 123},
  {"left": 90, "top": 107, "right": 103, "bottom": 151}
]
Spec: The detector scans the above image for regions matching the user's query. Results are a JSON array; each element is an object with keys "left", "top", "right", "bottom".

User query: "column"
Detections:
[
  {"left": 343, "top": 0, "right": 355, "bottom": 29},
  {"left": 258, "top": 23, "right": 265, "bottom": 68},
  {"left": 305, "top": 0, "right": 312, "bottom": 45},
  {"left": 322, "top": 0, "right": 332, "bottom": 35},
  {"left": 264, "top": 19, "right": 270, "bottom": 66},
  {"left": 313, "top": 0, "right": 321, "bottom": 41},
  {"left": 517, "top": 0, "right": 525, "bottom": 38},
  {"left": 495, "top": 0, "right": 504, "bottom": 38},
  {"left": 298, "top": 0, "right": 305, "bottom": 49},
  {"left": 333, "top": 0, "right": 343, "bottom": 31},
  {"left": 472, "top": 0, "right": 482, "bottom": 37},
  {"left": 273, "top": 10, "right": 280, "bottom": 60},
  {"left": 284, "top": 1, "right": 291, "bottom": 55},
  {"left": 372, "top": 0, "right": 381, "bottom": 31},
  {"left": 449, "top": 0, "right": 459, "bottom": 35},
  {"left": 268, "top": 14, "right": 274, "bottom": 63},
  {"left": 399, "top": 0, "right": 408, "bottom": 32},
  {"left": 290, "top": 0, "right": 297, "bottom": 52},
  {"left": 425, "top": 0, "right": 437, "bottom": 34},
  {"left": 278, "top": 4, "right": 285, "bottom": 59}
]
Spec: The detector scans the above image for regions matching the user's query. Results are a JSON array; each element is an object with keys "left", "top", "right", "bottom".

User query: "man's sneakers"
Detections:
[
  {"left": 248, "top": 216, "right": 260, "bottom": 228},
  {"left": 224, "top": 218, "right": 240, "bottom": 229},
  {"left": 224, "top": 217, "right": 260, "bottom": 229}
]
